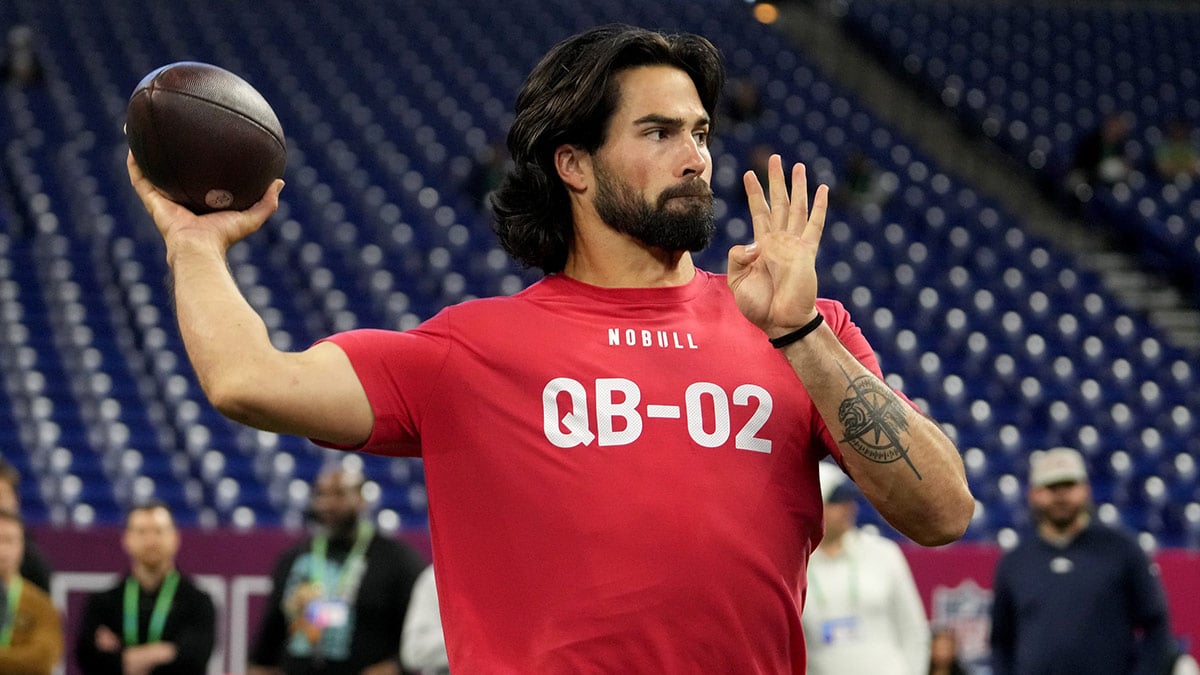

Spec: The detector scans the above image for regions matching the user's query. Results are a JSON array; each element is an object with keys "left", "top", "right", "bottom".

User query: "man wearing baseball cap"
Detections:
[
  {"left": 801, "top": 462, "right": 929, "bottom": 675},
  {"left": 990, "top": 447, "right": 1175, "bottom": 675}
]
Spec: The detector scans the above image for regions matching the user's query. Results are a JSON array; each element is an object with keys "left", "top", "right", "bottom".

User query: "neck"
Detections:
[
  {"left": 563, "top": 215, "right": 696, "bottom": 288},
  {"left": 820, "top": 530, "right": 848, "bottom": 556},
  {"left": 327, "top": 519, "right": 362, "bottom": 543},
  {"left": 132, "top": 564, "right": 174, "bottom": 590}
]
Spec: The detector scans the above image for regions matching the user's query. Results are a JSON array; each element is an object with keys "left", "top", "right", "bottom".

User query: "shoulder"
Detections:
[
  {"left": 996, "top": 538, "right": 1041, "bottom": 570},
  {"left": 1083, "top": 523, "right": 1146, "bottom": 558},
  {"left": 270, "top": 539, "right": 312, "bottom": 571},
  {"left": 85, "top": 577, "right": 128, "bottom": 605},
  {"left": 370, "top": 533, "right": 427, "bottom": 568},
  {"left": 178, "top": 574, "right": 217, "bottom": 605},
  {"left": 19, "top": 580, "right": 58, "bottom": 617}
]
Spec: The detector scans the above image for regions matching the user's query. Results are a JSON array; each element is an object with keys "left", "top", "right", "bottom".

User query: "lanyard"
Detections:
[
  {"left": 0, "top": 577, "right": 22, "bottom": 646},
  {"left": 311, "top": 522, "right": 373, "bottom": 598},
  {"left": 123, "top": 571, "right": 181, "bottom": 645},
  {"left": 807, "top": 549, "right": 858, "bottom": 610}
]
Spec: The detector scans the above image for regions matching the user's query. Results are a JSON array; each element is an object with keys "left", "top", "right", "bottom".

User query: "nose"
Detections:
[{"left": 679, "top": 135, "right": 708, "bottom": 178}]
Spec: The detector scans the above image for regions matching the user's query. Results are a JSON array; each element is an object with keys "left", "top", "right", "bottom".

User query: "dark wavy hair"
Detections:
[{"left": 491, "top": 25, "right": 724, "bottom": 274}]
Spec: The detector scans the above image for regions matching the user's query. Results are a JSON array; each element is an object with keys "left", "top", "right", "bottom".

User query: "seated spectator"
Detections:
[
  {"left": 723, "top": 76, "right": 762, "bottom": 125},
  {"left": 1, "top": 25, "right": 44, "bottom": 86},
  {"left": 1154, "top": 118, "right": 1200, "bottom": 181},
  {"left": 1068, "top": 112, "right": 1135, "bottom": 197},
  {"left": 465, "top": 139, "right": 509, "bottom": 213},
  {"left": 748, "top": 143, "right": 773, "bottom": 187},
  {"left": 833, "top": 148, "right": 893, "bottom": 212}
]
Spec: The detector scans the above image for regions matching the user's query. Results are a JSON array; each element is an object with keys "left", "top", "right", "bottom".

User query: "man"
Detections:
[
  {"left": 0, "top": 458, "right": 53, "bottom": 592},
  {"left": 127, "top": 24, "right": 973, "bottom": 671},
  {"left": 0, "top": 510, "right": 62, "bottom": 675},
  {"left": 248, "top": 466, "right": 425, "bottom": 675},
  {"left": 802, "top": 462, "right": 929, "bottom": 674},
  {"left": 400, "top": 564, "right": 449, "bottom": 675},
  {"left": 76, "top": 501, "right": 215, "bottom": 675},
  {"left": 990, "top": 447, "right": 1174, "bottom": 675}
]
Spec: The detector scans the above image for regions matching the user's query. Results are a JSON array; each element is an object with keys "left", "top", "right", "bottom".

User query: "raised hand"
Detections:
[
  {"left": 727, "top": 154, "right": 829, "bottom": 338},
  {"left": 126, "top": 151, "right": 283, "bottom": 253}
]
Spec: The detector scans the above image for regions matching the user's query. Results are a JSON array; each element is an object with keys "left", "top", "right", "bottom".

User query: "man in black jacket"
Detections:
[
  {"left": 76, "top": 501, "right": 216, "bottom": 675},
  {"left": 248, "top": 465, "right": 426, "bottom": 675},
  {"left": 990, "top": 447, "right": 1173, "bottom": 675}
]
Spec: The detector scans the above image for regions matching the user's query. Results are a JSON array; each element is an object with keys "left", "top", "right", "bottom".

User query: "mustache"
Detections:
[{"left": 658, "top": 178, "right": 713, "bottom": 205}]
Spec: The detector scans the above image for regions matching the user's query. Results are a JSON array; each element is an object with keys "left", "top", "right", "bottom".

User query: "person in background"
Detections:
[
  {"left": 0, "top": 510, "right": 61, "bottom": 675},
  {"left": 1068, "top": 112, "right": 1135, "bottom": 191},
  {"left": 400, "top": 564, "right": 449, "bottom": 675},
  {"left": 0, "top": 25, "right": 44, "bottom": 86},
  {"left": 990, "top": 447, "right": 1174, "bottom": 675},
  {"left": 927, "top": 626, "right": 968, "bottom": 675},
  {"left": 76, "top": 501, "right": 215, "bottom": 675},
  {"left": 832, "top": 147, "right": 892, "bottom": 213},
  {"left": 0, "top": 458, "right": 52, "bottom": 592},
  {"left": 1154, "top": 118, "right": 1200, "bottom": 181},
  {"left": 802, "top": 461, "right": 930, "bottom": 675},
  {"left": 248, "top": 465, "right": 426, "bottom": 675}
]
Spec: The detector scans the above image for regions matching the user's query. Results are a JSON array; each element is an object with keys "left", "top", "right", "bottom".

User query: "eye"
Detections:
[
  {"left": 646, "top": 128, "right": 667, "bottom": 140},
  {"left": 694, "top": 130, "right": 709, "bottom": 146}
]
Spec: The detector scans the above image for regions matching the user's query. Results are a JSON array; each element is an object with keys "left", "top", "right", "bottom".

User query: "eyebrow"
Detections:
[{"left": 632, "top": 113, "right": 710, "bottom": 128}]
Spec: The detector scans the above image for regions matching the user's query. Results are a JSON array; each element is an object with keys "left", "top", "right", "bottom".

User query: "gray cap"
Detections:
[{"left": 1029, "top": 447, "right": 1088, "bottom": 487}]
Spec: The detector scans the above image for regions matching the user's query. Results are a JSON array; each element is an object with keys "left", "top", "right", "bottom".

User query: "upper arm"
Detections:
[{"left": 213, "top": 340, "right": 374, "bottom": 447}]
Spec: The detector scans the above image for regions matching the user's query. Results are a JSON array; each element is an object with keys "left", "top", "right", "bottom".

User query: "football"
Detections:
[{"left": 126, "top": 61, "right": 286, "bottom": 213}]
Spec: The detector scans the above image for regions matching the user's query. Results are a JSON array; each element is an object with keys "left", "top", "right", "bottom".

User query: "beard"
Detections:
[
  {"left": 593, "top": 163, "right": 715, "bottom": 253},
  {"left": 1038, "top": 500, "right": 1089, "bottom": 532}
]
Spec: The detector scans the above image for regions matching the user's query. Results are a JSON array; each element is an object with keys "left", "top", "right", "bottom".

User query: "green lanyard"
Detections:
[
  {"left": 0, "top": 577, "right": 22, "bottom": 646},
  {"left": 311, "top": 522, "right": 373, "bottom": 598},
  {"left": 123, "top": 571, "right": 181, "bottom": 645},
  {"left": 807, "top": 551, "right": 858, "bottom": 610}
]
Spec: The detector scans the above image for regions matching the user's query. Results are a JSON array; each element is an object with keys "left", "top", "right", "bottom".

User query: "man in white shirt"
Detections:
[
  {"left": 401, "top": 565, "right": 449, "bottom": 675},
  {"left": 802, "top": 462, "right": 930, "bottom": 674}
]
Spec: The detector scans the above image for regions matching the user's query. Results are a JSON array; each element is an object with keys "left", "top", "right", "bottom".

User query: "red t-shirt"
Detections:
[{"left": 320, "top": 270, "right": 884, "bottom": 673}]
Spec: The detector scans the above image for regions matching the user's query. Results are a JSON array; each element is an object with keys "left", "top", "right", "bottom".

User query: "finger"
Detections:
[
  {"left": 245, "top": 179, "right": 285, "bottom": 222},
  {"left": 767, "top": 154, "right": 790, "bottom": 231},
  {"left": 789, "top": 163, "right": 809, "bottom": 229},
  {"left": 743, "top": 169, "right": 772, "bottom": 239},
  {"left": 726, "top": 241, "right": 761, "bottom": 271},
  {"left": 127, "top": 150, "right": 153, "bottom": 197},
  {"left": 801, "top": 184, "right": 830, "bottom": 250},
  {"left": 126, "top": 151, "right": 173, "bottom": 219}
]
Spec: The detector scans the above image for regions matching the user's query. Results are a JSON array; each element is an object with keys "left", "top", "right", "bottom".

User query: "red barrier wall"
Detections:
[{"left": 30, "top": 526, "right": 1197, "bottom": 673}]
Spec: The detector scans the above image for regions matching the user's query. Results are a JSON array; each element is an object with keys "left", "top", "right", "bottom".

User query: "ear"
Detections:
[{"left": 554, "top": 144, "right": 591, "bottom": 193}]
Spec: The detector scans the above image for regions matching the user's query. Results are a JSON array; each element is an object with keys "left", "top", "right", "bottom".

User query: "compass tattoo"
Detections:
[{"left": 836, "top": 363, "right": 922, "bottom": 479}]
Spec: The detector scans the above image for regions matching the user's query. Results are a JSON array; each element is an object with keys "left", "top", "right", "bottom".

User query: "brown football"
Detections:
[{"left": 126, "top": 62, "right": 286, "bottom": 213}]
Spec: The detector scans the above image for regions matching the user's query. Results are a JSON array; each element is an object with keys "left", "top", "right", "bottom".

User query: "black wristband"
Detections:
[{"left": 769, "top": 313, "right": 824, "bottom": 349}]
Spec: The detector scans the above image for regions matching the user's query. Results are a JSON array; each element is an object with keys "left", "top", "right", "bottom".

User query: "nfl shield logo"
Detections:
[{"left": 932, "top": 579, "right": 994, "bottom": 669}]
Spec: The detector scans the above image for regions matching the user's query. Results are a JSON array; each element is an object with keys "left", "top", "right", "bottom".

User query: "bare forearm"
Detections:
[
  {"left": 781, "top": 322, "right": 973, "bottom": 545},
  {"left": 163, "top": 237, "right": 374, "bottom": 445},
  {"left": 166, "top": 237, "right": 276, "bottom": 419}
]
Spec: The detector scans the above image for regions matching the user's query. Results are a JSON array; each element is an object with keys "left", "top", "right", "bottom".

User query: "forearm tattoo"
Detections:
[{"left": 836, "top": 363, "right": 922, "bottom": 479}]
